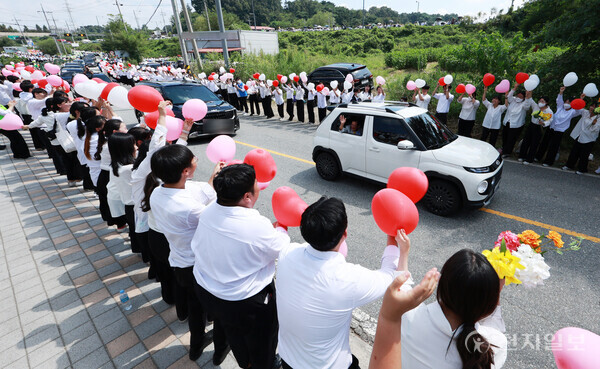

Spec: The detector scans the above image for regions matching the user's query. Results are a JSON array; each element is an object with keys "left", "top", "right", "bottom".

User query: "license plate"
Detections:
[{"left": 362, "top": 79, "right": 368, "bottom": 84}]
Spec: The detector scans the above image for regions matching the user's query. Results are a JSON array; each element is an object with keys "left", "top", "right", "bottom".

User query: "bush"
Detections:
[{"left": 384, "top": 48, "right": 444, "bottom": 71}]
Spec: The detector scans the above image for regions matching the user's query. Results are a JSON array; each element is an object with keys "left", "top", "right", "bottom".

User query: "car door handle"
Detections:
[{"left": 369, "top": 147, "right": 380, "bottom": 152}]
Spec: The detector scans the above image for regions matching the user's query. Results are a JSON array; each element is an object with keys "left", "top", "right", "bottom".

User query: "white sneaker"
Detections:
[
  {"left": 68, "top": 181, "right": 77, "bottom": 187},
  {"left": 523, "top": 161, "right": 529, "bottom": 165},
  {"left": 542, "top": 163, "right": 550, "bottom": 167},
  {"left": 279, "top": 118, "right": 285, "bottom": 121},
  {"left": 576, "top": 171, "right": 584, "bottom": 175},
  {"left": 518, "top": 158, "right": 524, "bottom": 162},
  {"left": 561, "top": 166, "right": 570, "bottom": 171}
]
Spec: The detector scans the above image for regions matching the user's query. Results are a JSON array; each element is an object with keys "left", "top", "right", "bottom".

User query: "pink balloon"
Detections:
[
  {"left": 44, "top": 63, "right": 60, "bottom": 75},
  {"left": 376, "top": 76, "right": 386, "bottom": 85},
  {"left": 182, "top": 99, "right": 208, "bottom": 121},
  {"left": 5, "top": 65, "right": 14, "bottom": 71},
  {"left": 465, "top": 84, "right": 476, "bottom": 95},
  {"left": 322, "top": 87, "right": 330, "bottom": 95},
  {"left": 16, "top": 67, "right": 25, "bottom": 73},
  {"left": 553, "top": 327, "right": 600, "bottom": 369},
  {"left": 31, "top": 70, "right": 43, "bottom": 80},
  {"left": 47, "top": 75, "right": 63, "bottom": 87},
  {"left": 495, "top": 79, "right": 510, "bottom": 93},
  {"left": 12, "top": 83, "right": 21, "bottom": 91},
  {"left": 257, "top": 181, "right": 270, "bottom": 191},
  {"left": 165, "top": 116, "right": 184, "bottom": 141},
  {"left": 339, "top": 240, "right": 348, "bottom": 257},
  {"left": 406, "top": 81, "right": 417, "bottom": 91},
  {"left": 206, "top": 135, "right": 236, "bottom": 163},
  {"left": 1, "top": 69, "right": 10, "bottom": 77},
  {"left": 0, "top": 113, "right": 24, "bottom": 130},
  {"left": 72, "top": 73, "right": 89, "bottom": 86}
]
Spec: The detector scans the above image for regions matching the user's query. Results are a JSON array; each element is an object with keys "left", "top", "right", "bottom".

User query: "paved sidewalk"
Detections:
[{"left": 0, "top": 132, "right": 373, "bottom": 369}]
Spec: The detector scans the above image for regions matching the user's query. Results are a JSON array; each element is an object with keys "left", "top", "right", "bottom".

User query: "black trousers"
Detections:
[
  {"left": 566, "top": 140, "right": 594, "bottom": 172},
  {"left": 96, "top": 170, "right": 127, "bottom": 227},
  {"left": 286, "top": 99, "right": 294, "bottom": 120},
  {"left": 135, "top": 230, "right": 152, "bottom": 265},
  {"left": 194, "top": 281, "right": 278, "bottom": 369},
  {"left": 306, "top": 99, "right": 315, "bottom": 123},
  {"left": 239, "top": 96, "right": 248, "bottom": 113},
  {"left": 228, "top": 93, "right": 239, "bottom": 110},
  {"left": 250, "top": 94, "right": 260, "bottom": 115},
  {"left": 124, "top": 205, "right": 141, "bottom": 254},
  {"left": 481, "top": 127, "right": 500, "bottom": 147},
  {"left": 262, "top": 97, "right": 274, "bottom": 118},
  {"left": 519, "top": 124, "right": 543, "bottom": 163},
  {"left": 48, "top": 144, "right": 67, "bottom": 174},
  {"left": 277, "top": 103, "right": 284, "bottom": 118},
  {"left": 435, "top": 112, "right": 448, "bottom": 125},
  {"left": 81, "top": 165, "right": 95, "bottom": 191},
  {"left": 457, "top": 118, "right": 475, "bottom": 137},
  {"left": 296, "top": 100, "right": 305, "bottom": 123},
  {"left": 0, "top": 129, "right": 31, "bottom": 159},
  {"left": 501, "top": 122, "right": 523, "bottom": 156},
  {"left": 148, "top": 229, "right": 177, "bottom": 305},
  {"left": 174, "top": 267, "right": 208, "bottom": 350},
  {"left": 541, "top": 129, "right": 564, "bottom": 166},
  {"left": 318, "top": 107, "right": 327, "bottom": 123},
  {"left": 219, "top": 89, "right": 229, "bottom": 103},
  {"left": 64, "top": 151, "right": 83, "bottom": 181},
  {"left": 283, "top": 354, "right": 360, "bottom": 369}
]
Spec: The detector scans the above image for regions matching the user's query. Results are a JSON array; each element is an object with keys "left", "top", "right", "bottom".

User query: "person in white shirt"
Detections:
[
  {"left": 273, "top": 85, "right": 285, "bottom": 121},
  {"left": 518, "top": 96, "right": 554, "bottom": 165},
  {"left": 226, "top": 79, "right": 239, "bottom": 110},
  {"left": 24, "top": 97, "right": 65, "bottom": 173},
  {"left": 276, "top": 197, "right": 409, "bottom": 369},
  {"left": 432, "top": 83, "right": 454, "bottom": 124},
  {"left": 401, "top": 248, "right": 507, "bottom": 369},
  {"left": 359, "top": 85, "right": 372, "bottom": 101},
  {"left": 207, "top": 77, "right": 218, "bottom": 93},
  {"left": 563, "top": 101, "right": 599, "bottom": 173},
  {"left": 294, "top": 82, "right": 305, "bottom": 123},
  {"left": 457, "top": 92, "right": 481, "bottom": 137},
  {"left": 329, "top": 86, "right": 341, "bottom": 105},
  {"left": 501, "top": 84, "right": 534, "bottom": 157},
  {"left": 148, "top": 143, "right": 225, "bottom": 362},
  {"left": 191, "top": 164, "right": 290, "bottom": 369},
  {"left": 341, "top": 87, "right": 353, "bottom": 105},
  {"left": 536, "top": 87, "right": 584, "bottom": 167},
  {"left": 283, "top": 82, "right": 294, "bottom": 121},
  {"left": 480, "top": 86, "right": 508, "bottom": 147},
  {"left": 67, "top": 106, "right": 98, "bottom": 191},
  {"left": 248, "top": 79, "right": 261, "bottom": 116},
  {"left": 412, "top": 85, "right": 432, "bottom": 110},
  {"left": 304, "top": 82, "right": 316, "bottom": 124},
  {"left": 372, "top": 86, "right": 386, "bottom": 103},
  {"left": 17, "top": 80, "right": 45, "bottom": 150},
  {"left": 316, "top": 88, "right": 328, "bottom": 123}
]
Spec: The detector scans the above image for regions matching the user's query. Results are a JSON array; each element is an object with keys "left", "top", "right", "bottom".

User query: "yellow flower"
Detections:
[
  {"left": 547, "top": 231, "right": 564, "bottom": 248},
  {"left": 518, "top": 230, "right": 541, "bottom": 248},
  {"left": 482, "top": 248, "right": 525, "bottom": 285}
]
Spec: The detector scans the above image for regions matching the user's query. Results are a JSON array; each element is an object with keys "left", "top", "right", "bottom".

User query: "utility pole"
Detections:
[
  {"left": 170, "top": 0, "right": 189, "bottom": 65},
  {"left": 65, "top": 21, "right": 75, "bottom": 42},
  {"left": 12, "top": 17, "right": 26, "bottom": 46},
  {"left": 114, "top": 0, "right": 128, "bottom": 33},
  {"left": 133, "top": 11, "right": 140, "bottom": 30},
  {"left": 160, "top": 10, "right": 169, "bottom": 35},
  {"left": 39, "top": 5, "right": 62, "bottom": 56},
  {"left": 362, "top": 0, "right": 366, "bottom": 28},
  {"left": 416, "top": 1, "right": 420, "bottom": 13},
  {"left": 250, "top": 0, "right": 257, "bottom": 29},
  {"left": 50, "top": 13, "right": 68, "bottom": 55},
  {"left": 215, "top": 0, "right": 229, "bottom": 67},
  {"left": 65, "top": 1, "right": 78, "bottom": 35},
  {"left": 180, "top": 0, "right": 203, "bottom": 69},
  {"left": 203, "top": 0, "right": 211, "bottom": 31}
]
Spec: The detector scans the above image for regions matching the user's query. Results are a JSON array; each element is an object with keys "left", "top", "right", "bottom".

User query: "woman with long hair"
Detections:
[
  {"left": 97, "top": 119, "right": 127, "bottom": 228},
  {"left": 83, "top": 115, "right": 106, "bottom": 189},
  {"left": 66, "top": 105, "right": 96, "bottom": 190}
]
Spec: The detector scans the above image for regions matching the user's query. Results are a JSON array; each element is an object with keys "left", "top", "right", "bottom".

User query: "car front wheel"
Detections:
[
  {"left": 423, "top": 180, "right": 462, "bottom": 216},
  {"left": 315, "top": 152, "right": 341, "bottom": 181}
]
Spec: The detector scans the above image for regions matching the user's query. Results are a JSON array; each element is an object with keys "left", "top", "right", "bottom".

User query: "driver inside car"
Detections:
[{"left": 339, "top": 114, "right": 363, "bottom": 136}]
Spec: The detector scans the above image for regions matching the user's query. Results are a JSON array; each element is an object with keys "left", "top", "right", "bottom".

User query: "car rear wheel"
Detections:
[
  {"left": 315, "top": 152, "right": 341, "bottom": 181},
  {"left": 424, "top": 180, "right": 462, "bottom": 216}
]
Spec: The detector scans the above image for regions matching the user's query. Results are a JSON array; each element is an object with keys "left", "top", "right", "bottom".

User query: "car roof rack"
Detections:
[{"left": 336, "top": 101, "right": 418, "bottom": 113}]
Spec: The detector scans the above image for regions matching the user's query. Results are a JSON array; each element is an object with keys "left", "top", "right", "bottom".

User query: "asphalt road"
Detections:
[{"left": 118, "top": 108, "right": 600, "bottom": 368}]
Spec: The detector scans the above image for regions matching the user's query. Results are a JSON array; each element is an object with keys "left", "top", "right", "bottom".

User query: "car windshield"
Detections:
[
  {"left": 352, "top": 67, "right": 371, "bottom": 79},
  {"left": 405, "top": 112, "right": 457, "bottom": 149},
  {"left": 93, "top": 74, "right": 111, "bottom": 83},
  {"left": 162, "top": 85, "right": 220, "bottom": 105}
]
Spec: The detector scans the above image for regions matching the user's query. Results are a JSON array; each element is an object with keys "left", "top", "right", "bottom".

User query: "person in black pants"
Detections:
[
  {"left": 563, "top": 106, "right": 599, "bottom": 173},
  {"left": 249, "top": 84, "right": 261, "bottom": 116},
  {"left": 295, "top": 84, "right": 305, "bottom": 123},
  {"left": 305, "top": 85, "right": 316, "bottom": 124},
  {"left": 518, "top": 96, "right": 553, "bottom": 164},
  {"left": 147, "top": 229, "right": 178, "bottom": 306},
  {"left": 0, "top": 102, "right": 31, "bottom": 159}
]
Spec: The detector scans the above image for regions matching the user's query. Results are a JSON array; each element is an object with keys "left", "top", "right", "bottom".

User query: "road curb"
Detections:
[{"left": 351, "top": 308, "right": 378, "bottom": 344}]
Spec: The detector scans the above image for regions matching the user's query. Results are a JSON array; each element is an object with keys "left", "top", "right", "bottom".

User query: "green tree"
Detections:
[
  {"left": 36, "top": 37, "right": 71, "bottom": 55},
  {"left": 191, "top": 10, "right": 250, "bottom": 31},
  {"left": 307, "top": 11, "right": 335, "bottom": 27},
  {"left": 101, "top": 17, "right": 148, "bottom": 62},
  {"left": 192, "top": 0, "right": 282, "bottom": 26}
]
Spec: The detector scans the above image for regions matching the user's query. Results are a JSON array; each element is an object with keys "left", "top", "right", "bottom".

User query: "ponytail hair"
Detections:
[
  {"left": 41, "top": 98, "right": 54, "bottom": 117},
  {"left": 141, "top": 172, "right": 160, "bottom": 212},
  {"left": 437, "top": 249, "right": 500, "bottom": 369},
  {"left": 77, "top": 107, "right": 97, "bottom": 139},
  {"left": 95, "top": 119, "right": 123, "bottom": 160},
  {"left": 84, "top": 115, "right": 106, "bottom": 160}
]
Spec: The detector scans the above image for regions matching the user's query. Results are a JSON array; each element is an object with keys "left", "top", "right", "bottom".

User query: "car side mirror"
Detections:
[{"left": 397, "top": 140, "right": 415, "bottom": 150}]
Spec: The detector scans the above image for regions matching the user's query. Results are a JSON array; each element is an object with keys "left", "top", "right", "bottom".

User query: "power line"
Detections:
[{"left": 144, "top": 0, "right": 164, "bottom": 28}]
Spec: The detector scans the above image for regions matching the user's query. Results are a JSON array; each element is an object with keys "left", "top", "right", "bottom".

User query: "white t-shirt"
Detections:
[
  {"left": 458, "top": 97, "right": 481, "bottom": 121},
  {"left": 413, "top": 93, "right": 431, "bottom": 110},
  {"left": 482, "top": 100, "right": 508, "bottom": 130},
  {"left": 433, "top": 93, "right": 454, "bottom": 113}
]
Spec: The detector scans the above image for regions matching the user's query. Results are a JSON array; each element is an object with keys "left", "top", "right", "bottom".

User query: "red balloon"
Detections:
[
  {"left": 272, "top": 186, "right": 308, "bottom": 227},
  {"left": 208, "top": 75, "right": 214, "bottom": 81},
  {"left": 272, "top": 80, "right": 279, "bottom": 87},
  {"left": 229, "top": 68, "right": 235, "bottom": 73},
  {"left": 516, "top": 72, "right": 529, "bottom": 84},
  {"left": 243, "top": 85, "right": 249, "bottom": 91},
  {"left": 144, "top": 108, "right": 175, "bottom": 129},
  {"left": 25, "top": 66, "right": 34, "bottom": 73},
  {"left": 127, "top": 85, "right": 164, "bottom": 113},
  {"left": 40, "top": 71, "right": 46, "bottom": 76},
  {"left": 62, "top": 80, "right": 70, "bottom": 93},
  {"left": 570, "top": 99, "right": 586, "bottom": 110},
  {"left": 387, "top": 167, "right": 429, "bottom": 203},
  {"left": 253, "top": 73, "right": 260, "bottom": 79},
  {"left": 455, "top": 84, "right": 466, "bottom": 94},
  {"left": 277, "top": 74, "right": 283, "bottom": 81},
  {"left": 293, "top": 76, "right": 300, "bottom": 82},
  {"left": 483, "top": 73, "right": 495, "bottom": 87},
  {"left": 31, "top": 79, "right": 39, "bottom": 85},
  {"left": 438, "top": 77, "right": 446, "bottom": 86},
  {"left": 92, "top": 77, "right": 104, "bottom": 83},
  {"left": 372, "top": 189, "right": 419, "bottom": 236},
  {"left": 37, "top": 79, "right": 48, "bottom": 88},
  {"left": 100, "top": 82, "right": 119, "bottom": 100},
  {"left": 316, "top": 84, "right": 324, "bottom": 92},
  {"left": 244, "top": 148, "right": 277, "bottom": 182}
]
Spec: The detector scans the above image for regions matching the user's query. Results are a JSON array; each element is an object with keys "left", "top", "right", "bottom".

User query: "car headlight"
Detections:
[
  {"left": 477, "top": 180, "right": 489, "bottom": 194},
  {"left": 464, "top": 166, "right": 491, "bottom": 173}
]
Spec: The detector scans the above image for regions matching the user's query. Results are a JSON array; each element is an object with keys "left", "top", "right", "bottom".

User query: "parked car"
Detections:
[
  {"left": 135, "top": 81, "right": 239, "bottom": 138},
  {"left": 312, "top": 102, "right": 503, "bottom": 216},
  {"left": 60, "top": 67, "right": 84, "bottom": 84},
  {"left": 91, "top": 73, "right": 111, "bottom": 83},
  {"left": 307, "top": 63, "right": 373, "bottom": 90}
]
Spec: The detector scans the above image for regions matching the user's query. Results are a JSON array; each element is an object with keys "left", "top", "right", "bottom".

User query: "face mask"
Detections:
[
  {"left": 538, "top": 103, "right": 546, "bottom": 108},
  {"left": 564, "top": 104, "right": 571, "bottom": 110},
  {"left": 515, "top": 98, "right": 523, "bottom": 103}
]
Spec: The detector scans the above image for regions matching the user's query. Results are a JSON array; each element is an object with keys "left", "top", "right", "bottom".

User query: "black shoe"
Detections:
[
  {"left": 177, "top": 306, "right": 188, "bottom": 322},
  {"left": 212, "top": 344, "right": 231, "bottom": 366},
  {"left": 272, "top": 354, "right": 282, "bottom": 369},
  {"left": 189, "top": 331, "right": 213, "bottom": 361},
  {"left": 147, "top": 265, "right": 156, "bottom": 280}
]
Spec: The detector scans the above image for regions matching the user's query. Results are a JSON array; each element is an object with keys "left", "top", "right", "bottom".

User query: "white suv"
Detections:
[{"left": 312, "top": 102, "right": 503, "bottom": 216}]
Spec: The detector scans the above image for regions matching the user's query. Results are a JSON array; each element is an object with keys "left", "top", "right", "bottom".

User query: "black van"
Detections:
[{"left": 307, "top": 63, "right": 373, "bottom": 89}]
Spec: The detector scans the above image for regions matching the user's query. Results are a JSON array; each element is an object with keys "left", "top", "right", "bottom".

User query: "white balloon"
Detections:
[
  {"left": 107, "top": 86, "right": 133, "bottom": 109},
  {"left": 523, "top": 78, "right": 539, "bottom": 91},
  {"left": 563, "top": 72, "right": 578, "bottom": 87},
  {"left": 267, "top": 79, "right": 273, "bottom": 86},
  {"left": 20, "top": 70, "right": 31, "bottom": 80},
  {"left": 583, "top": 83, "right": 598, "bottom": 97},
  {"left": 259, "top": 74, "right": 266, "bottom": 81},
  {"left": 443, "top": 74, "right": 453, "bottom": 85},
  {"left": 219, "top": 67, "right": 226, "bottom": 74},
  {"left": 345, "top": 74, "right": 354, "bottom": 83},
  {"left": 344, "top": 81, "right": 353, "bottom": 91},
  {"left": 415, "top": 79, "right": 426, "bottom": 88},
  {"left": 199, "top": 72, "right": 206, "bottom": 79},
  {"left": 281, "top": 76, "right": 288, "bottom": 84},
  {"left": 330, "top": 80, "right": 338, "bottom": 89},
  {"left": 307, "top": 82, "right": 315, "bottom": 90},
  {"left": 299, "top": 71, "right": 307, "bottom": 78},
  {"left": 74, "top": 81, "right": 98, "bottom": 100},
  {"left": 31, "top": 71, "right": 43, "bottom": 80},
  {"left": 300, "top": 75, "right": 308, "bottom": 83},
  {"left": 528, "top": 74, "right": 540, "bottom": 83}
]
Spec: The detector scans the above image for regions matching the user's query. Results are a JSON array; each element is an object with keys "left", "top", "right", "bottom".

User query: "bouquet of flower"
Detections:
[
  {"left": 482, "top": 230, "right": 583, "bottom": 288},
  {"left": 532, "top": 110, "right": 553, "bottom": 121},
  {"left": 594, "top": 107, "right": 600, "bottom": 115}
]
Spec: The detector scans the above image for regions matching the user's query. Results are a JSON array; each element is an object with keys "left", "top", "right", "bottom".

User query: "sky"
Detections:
[{"left": 6, "top": 0, "right": 526, "bottom": 31}]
